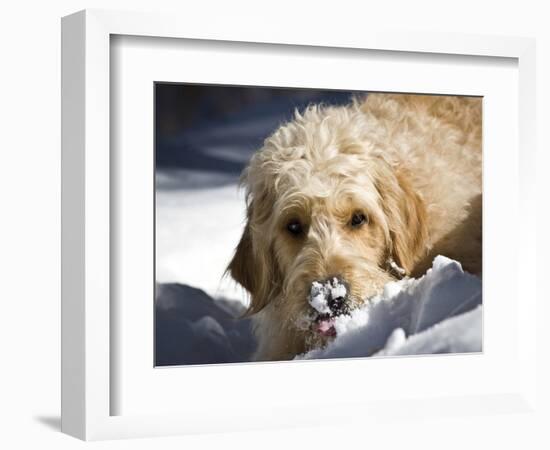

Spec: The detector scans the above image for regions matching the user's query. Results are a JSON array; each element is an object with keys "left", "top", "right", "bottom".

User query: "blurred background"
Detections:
[
  {"left": 155, "top": 84, "right": 359, "bottom": 189},
  {"left": 154, "top": 83, "right": 362, "bottom": 366}
]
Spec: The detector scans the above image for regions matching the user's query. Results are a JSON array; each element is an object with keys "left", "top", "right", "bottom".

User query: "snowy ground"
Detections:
[
  {"left": 298, "top": 256, "right": 482, "bottom": 360},
  {"left": 156, "top": 172, "right": 249, "bottom": 305},
  {"left": 155, "top": 282, "right": 255, "bottom": 365},
  {"left": 155, "top": 244, "right": 482, "bottom": 366},
  {"left": 155, "top": 171, "right": 254, "bottom": 366}
]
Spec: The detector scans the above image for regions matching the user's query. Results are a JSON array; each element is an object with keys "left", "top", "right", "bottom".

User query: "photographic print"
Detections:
[{"left": 154, "top": 84, "right": 482, "bottom": 366}]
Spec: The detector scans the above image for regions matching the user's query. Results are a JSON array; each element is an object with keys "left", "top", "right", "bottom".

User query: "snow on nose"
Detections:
[{"left": 308, "top": 277, "right": 348, "bottom": 315}]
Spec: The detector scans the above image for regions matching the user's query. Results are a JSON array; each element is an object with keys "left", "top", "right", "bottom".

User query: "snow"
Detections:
[
  {"left": 381, "top": 328, "right": 407, "bottom": 353},
  {"left": 298, "top": 256, "right": 482, "bottom": 360},
  {"left": 155, "top": 170, "right": 249, "bottom": 308},
  {"left": 308, "top": 278, "right": 348, "bottom": 314},
  {"left": 331, "top": 281, "right": 347, "bottom": 300},
  {"left": 375, "top": 306, "right": 482, "bottom": 356},
  {"left": 155, "top": 283, "right": 255, "bottom": 365},
  {"left": 309, "top": 282, "right": 331, "bottom": 314},
  {"left": 333, "top": 307, "right": 370, "bottom": 335},
  {"left": 155, "top": 254, "right": 482, "bottom": 365}
]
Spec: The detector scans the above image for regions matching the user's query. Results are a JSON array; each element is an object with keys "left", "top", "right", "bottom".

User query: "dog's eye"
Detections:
[
  {"left": 286, "top": 220, "right": 303, "bottom": 236},
  {"left": 350, "top": 212, "right": 367, "bottom": 228}
]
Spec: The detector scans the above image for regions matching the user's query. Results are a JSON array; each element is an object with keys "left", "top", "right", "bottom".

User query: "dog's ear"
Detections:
[
  {"left": 376, "top": 165, "right": 429, "bottom": 275},
  {"left": 227, "top": 221, "right": 256, "bottom": 294},
  {"left": 227, "top": 208, "right": 277, "bottom": 316}
]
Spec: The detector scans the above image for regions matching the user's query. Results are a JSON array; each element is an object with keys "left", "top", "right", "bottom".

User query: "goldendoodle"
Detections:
[{"left": 228, "top": 93, "right": 482, "bottom": 361}]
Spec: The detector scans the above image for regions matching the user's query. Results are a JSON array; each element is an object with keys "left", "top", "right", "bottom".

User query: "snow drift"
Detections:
[
  {"left": 297, "top": 255, "right": 482, "bottom": 360},
  {"left": 155, "top": 283, "right": 255, "bottom": 366},
  {"left": 155, "top": 256, "right": 481, "bottom": 366}
]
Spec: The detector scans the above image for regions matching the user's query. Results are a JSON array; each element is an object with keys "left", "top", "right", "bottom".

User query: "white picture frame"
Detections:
[{"left": 61, "top": 9, "right": 537, "bottom": 441}]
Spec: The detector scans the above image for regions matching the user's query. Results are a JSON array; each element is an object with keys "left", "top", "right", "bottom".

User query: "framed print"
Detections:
[{"left": 61, "top": 9, "right": 537, "bottom": 441}]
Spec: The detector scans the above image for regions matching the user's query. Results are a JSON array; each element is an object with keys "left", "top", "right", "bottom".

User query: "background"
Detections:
[{"left": 0, "top": 1, "right": 548, "bottom": 449}]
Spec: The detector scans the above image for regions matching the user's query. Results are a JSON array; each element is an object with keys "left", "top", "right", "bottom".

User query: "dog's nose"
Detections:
[
  {"left": 328, "top": 290, "right": 345, "bottom": 311},
  {"left": 309, "top": 276, "right": 349, "bottom": 315}
]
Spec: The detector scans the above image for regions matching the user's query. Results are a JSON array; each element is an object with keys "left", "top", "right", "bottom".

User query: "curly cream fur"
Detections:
[{"left": 228, "top": 93, "right": 482, "bottom": 361}]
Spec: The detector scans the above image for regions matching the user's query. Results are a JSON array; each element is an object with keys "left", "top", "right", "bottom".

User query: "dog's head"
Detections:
[{"left": 228, "top": 104, "right": 428, "bottom": 348}]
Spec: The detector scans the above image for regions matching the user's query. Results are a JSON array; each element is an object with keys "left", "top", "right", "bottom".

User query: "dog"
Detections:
[{"left": 228, "top": 93, "right": 482, "bottom": 361}]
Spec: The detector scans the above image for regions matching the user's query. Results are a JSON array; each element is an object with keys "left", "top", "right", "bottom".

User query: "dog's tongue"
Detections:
[{"left": 315, "top": 318, "right": 336, "bottom": 337}]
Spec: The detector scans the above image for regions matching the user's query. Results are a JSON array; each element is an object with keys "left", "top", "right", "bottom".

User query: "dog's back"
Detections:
[{"left": 360, "top": 93, "right": 482, "bottom": 276}]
